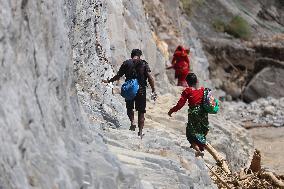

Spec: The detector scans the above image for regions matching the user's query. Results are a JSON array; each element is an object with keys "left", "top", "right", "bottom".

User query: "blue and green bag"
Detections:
[
  {"left": 121, "top": 79, "right": 139, "bottom": 101},
  {"left": 203, "top": 88, "right": 219, "bottom": 114}
]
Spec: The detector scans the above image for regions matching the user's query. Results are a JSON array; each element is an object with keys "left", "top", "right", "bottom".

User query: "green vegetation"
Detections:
[
  {"left": 225, "top": 16, "right": 251, "bottom": 39},
  {"left": 180, "top": 0, "right": 204, "bottom": 16},
  {"left": 212, "top": 15, "right": 251, "bottom": 40}
]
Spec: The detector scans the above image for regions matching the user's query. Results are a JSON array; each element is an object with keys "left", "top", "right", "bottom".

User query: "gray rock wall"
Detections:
[
  {"left": 106, "top": 0, "right": 171, "bottom": 93},
  {"left": 143, "top": 0, "right": 211, "bottom": 87},
  {"left": 0, "top": 0, "right": 141, "bottom": 188},
  {"left": 72, "top": 0, "right": 175, "bottom": 132},
  {"left": 0, "top": 0, "right": 255, "bottom": 188}
]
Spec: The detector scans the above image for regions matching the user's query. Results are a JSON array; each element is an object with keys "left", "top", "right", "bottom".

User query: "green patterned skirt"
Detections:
[{"left": 186, "top": 105, "right": 209, "bottom": 150}]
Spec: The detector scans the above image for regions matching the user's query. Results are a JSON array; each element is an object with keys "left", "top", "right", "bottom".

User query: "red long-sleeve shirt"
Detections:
[
  {"left": 172, "top": 51, "right": 190, "bottom": 74},
  {"left": 170, "top": 87, "right": 204, "bottom": 113}
]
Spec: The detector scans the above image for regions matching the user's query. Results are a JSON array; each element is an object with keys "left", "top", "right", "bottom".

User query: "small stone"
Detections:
[
  {"left": 263, "top": 106, "right": 275, "bottom": 116},
  {"left": 250, "top": 109, "right": 262, "bottom": 115},
  {"left": 226, "top": 95, "right": 232, "bottom": 101}
]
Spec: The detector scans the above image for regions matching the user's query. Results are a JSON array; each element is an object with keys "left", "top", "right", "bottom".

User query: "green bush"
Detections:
[
  {"left": 225, "top": 15, "right": 251, "bottom": 39},
  {"left": 212, "top": 15, "right": 251, "bottom": 40}
]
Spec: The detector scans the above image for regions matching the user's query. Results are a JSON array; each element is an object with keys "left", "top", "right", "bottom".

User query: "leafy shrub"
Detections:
[
  {"left": 225, "top": 15, "right": 251, "bottom": 39},
  {"left": 212, "top": 15, "right": 251, "bottom": 40}
]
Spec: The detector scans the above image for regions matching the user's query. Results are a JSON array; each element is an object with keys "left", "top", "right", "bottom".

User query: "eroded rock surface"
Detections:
[
  {"left": 0, "top": 0, "right": 141, "bottom": 188},
  {"left": 185, "top": 0, "right": 284, "bottom": 101},
  {"left": 143, "top": 0, "right": 211, "bottom": 86},
  {"left": 101, "top": 91, "right": 253, "bottom": 188},
  {"left": 0, "top": 0, "right": 257, "bottom": 188}
]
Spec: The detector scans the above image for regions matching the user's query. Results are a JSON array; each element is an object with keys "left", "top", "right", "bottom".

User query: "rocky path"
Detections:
[
  {"left": 100, "top": 88, "right": 253, "bottom": 188},
  {"left": 102, "top": 109, "right": 214, "bottom": 188}
]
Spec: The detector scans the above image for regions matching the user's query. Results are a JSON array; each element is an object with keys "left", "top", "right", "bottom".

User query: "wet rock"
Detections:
[{"left": 250, "top": 43, "right": 284, "bottom": 62}]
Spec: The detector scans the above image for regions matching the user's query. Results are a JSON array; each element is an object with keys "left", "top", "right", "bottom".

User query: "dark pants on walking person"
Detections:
[{"left": 126, "top": 87, "right": 146, "bottom": 135}]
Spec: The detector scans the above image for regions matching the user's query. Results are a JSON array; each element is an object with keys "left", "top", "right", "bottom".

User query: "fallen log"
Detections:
[
  {"left": 241, "top": 122, "right": 275, "bottom": 130},
  {"left": 205, "top": 163, "right": 232, "bottom": 189},
  {"left": 205, "top": 143, "right": 231, "bottom": 174},
  {"left": 261, "top": 171, "right": 284, "bottom": 188},
  {"left": 205, "top": 147, "right": 284, "bottom": 188}
]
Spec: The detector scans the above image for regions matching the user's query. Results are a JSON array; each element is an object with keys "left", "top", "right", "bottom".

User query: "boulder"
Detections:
[
  {"left": 223, "top": 81, "right": 242, "bottom": 99},
  {"left": 243, "top": 67, "right": 284, "bottom": 102}
]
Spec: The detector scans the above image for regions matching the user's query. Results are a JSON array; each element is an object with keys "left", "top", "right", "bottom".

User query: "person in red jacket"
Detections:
[
  {"left": 167, "top": 46, "right": 190, "bottom": 87},
  {"left": 168, "top": 73, "right": 209, "bottom": 157}
]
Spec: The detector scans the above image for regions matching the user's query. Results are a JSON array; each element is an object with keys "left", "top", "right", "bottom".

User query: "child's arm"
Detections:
[
  {"left": 166, "top": 65, "right": 174, "bottom": 70},
  {"left": 168, "top": 91, "right": 187, "bottom": 116}
]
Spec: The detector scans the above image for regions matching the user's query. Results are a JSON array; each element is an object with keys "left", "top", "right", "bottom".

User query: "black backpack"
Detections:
[{"left": 125, "top": 59, "right": 148, "bottom": 87}]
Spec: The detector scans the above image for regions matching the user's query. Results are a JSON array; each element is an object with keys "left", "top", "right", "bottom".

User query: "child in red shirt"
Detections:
[{"left": 168, "top": 73, "right": 209, "bottom": 157}]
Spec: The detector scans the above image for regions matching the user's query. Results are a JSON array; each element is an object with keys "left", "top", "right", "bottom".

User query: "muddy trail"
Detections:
[{"left": 249, "top": 127, "right": 284, "bottom": 175}]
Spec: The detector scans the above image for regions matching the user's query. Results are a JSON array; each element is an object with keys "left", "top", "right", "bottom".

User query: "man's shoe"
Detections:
[
  {"left": 195, "top": 151, "right": 204, "bottom": 157},
  {"left": 129, "top": 125, "right": 136, "bottom": 131},
  {"left": 138, "top": 129, "right": 144, "bottom": 139}
]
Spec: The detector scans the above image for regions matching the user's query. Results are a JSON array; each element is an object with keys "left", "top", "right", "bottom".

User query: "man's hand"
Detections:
[
  {"left": 151, "top": 91, "right": 157, "bottom": 101},
  {"left": 102, "top": 79, "right": 109, "bottom": 83},
  {"left": 147, "top": 73, "right": 156, "bottom": 96}
]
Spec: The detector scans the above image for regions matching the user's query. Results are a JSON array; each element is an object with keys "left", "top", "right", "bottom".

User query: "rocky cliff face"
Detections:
[
  {"left": 143, "top": 0, "right": 211, "bottom": 86},
  {"left": 0, "top": 0, "right": 141, "bottom": 188},
  {"left": 0, "top": 0, "right": 256, "bottom": 188},
  {"left": 186, "top": 0, "right": 284, "bottom": 101},
  {"left": 70, "top": 0, "right": 218, "bottom": 188},
  {"left": 189, "top": 0, "right": 284, "bottom": 38}
]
